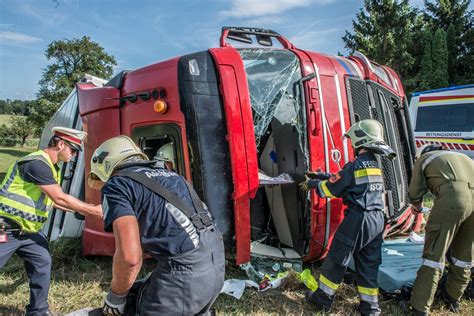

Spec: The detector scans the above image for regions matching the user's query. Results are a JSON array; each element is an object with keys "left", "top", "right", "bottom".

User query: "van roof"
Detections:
[{"left": 411, "top": 84, "right": 474, "bottom": 97}]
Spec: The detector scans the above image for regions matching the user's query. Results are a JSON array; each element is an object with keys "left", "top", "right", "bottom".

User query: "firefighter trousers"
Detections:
[
  {"left": 136, "top": 226, "right": 225, "bottom": 315},
  {"left": 308, "top": 208, "right": 385, "bottom": 316},
  {"left": 0, "top": 231, "right": 51, "bottom": 316},
  {"left": 410, "top": 182, "right": 473, "bottom": 313}
]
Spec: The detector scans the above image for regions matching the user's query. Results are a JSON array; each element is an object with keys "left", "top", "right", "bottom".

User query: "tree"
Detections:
[
  {"left": 417, "top": 29, "right": 434, "bottom": 91},
  {"left": 342, "top": 0, "right": 421, "bottom": 91},
  {"left": 446, "top": 24, "right": 457, "bottom": 84},
  {"left": 424, "top": 0, "right": 471, "bottom": 31},
  {"left": 457, "top": 26, "right": 474, "bottom": 84},
  {"left": 28, "top": 98, "right": 62, "bottom": 137},
  {"left": 9, "top": 115, "right": 31, "bottom": 146},
  {"left": 431, "top": 28, "right": 449, "bottom": 88},
  {"left": 35, "top": 36, "right": 116, "bottom": 132},
  {"left": 424, "top": 0, "right": 473, "bottom": 85}
]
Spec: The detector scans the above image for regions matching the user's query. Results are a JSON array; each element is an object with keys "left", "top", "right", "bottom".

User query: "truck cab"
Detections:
[{"left": 41, "top": 27, "right": 418, "bottom": 265}]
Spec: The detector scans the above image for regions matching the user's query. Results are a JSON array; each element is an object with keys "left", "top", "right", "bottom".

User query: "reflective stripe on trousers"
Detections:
[
  {"left": 422, "top": 258, "right": 445, "bottom": 270},
  {"left": 318, "top": 274, "right": 339, "bottom": 296},
  {"left": 451, "top": 257, "right": 473, "bottom": 268},
  {"left": 358, "top": 286, "right": 379, "bottom": 302}
]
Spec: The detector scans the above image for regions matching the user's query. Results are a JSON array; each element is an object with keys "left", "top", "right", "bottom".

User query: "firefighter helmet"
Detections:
[
  {"left": 88, "top": 136, "right": 148, "bottom": 183},
  {"left": 344, "top": 119, "right": 396, "bottom": 159},
  {"left": 154, "top": 142, "right": 176, "bottom": 169},
  {"left": 344, "top": 119, "right": 385, "bottom": 148},
  {"left": 415, "top": 144, "right": 444, "bottom": 160}
]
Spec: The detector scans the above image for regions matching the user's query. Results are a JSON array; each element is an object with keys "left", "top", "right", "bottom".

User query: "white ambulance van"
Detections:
[{"left": 409, "top": 84, "right": 474, "bottom": 158}]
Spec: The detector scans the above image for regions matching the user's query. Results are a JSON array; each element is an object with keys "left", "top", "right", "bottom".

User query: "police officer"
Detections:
[
  {"left": 88, "top": 136, "right": 225, "bottom": 315},
  {"left": 0, "top": 127, "right": 103, "bottom": 316},
  {"left": 300, "top": 119, "right": 395, "bottom": 316},
  {"left": 408, "top": 144, "right": 473, "bottom": 315}
]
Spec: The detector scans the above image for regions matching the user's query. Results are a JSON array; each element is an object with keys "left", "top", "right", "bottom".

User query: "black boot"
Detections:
[
  {"left": 440, "top": 290, "right": 460, "bottom": 313},
  {"left": 399, "top": 301, "right": 427, "bottom": 316},
  {"left": 305, "top": 291, "right": 331, "bottom": 312}
]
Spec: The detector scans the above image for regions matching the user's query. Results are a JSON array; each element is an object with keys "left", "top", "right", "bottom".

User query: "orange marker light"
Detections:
[{"left": 153, "top": 100, "right": 168, "bottom": 113}]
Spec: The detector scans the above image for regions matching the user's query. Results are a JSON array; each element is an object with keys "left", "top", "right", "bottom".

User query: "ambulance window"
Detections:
[
  {"left": 416, "top": 103, "right": 473, "bottom": 132},
  {"left": 130, "top": 123, "right": 185, "bottom": 175},
  {"left": 449, "top": 107, "right": 467, "bottom": 126},
  {"left": 416, "top": 107, "right": 448, "bottom": 131}
]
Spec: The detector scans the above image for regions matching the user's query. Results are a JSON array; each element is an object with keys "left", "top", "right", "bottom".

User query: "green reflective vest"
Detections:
[{"left": 0, "top": 150, "right": 61, "bottom": 233}]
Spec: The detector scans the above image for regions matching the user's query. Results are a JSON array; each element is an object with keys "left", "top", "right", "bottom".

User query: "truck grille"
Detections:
[{"left": 347, "top": 78, "right": 410, "bottom": 218}]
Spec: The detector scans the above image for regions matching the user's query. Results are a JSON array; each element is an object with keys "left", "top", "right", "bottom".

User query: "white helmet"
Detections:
[
  {"left": 154, "top": 143, "right": 175, "bottom": 168},
  {"left": 88, "top": 136, "right": 148, "bottom": 184}
]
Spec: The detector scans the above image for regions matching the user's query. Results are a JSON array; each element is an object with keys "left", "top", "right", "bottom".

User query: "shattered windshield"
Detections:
[{"left": 238, "top": 49, "right": 308, "bottom": 160}]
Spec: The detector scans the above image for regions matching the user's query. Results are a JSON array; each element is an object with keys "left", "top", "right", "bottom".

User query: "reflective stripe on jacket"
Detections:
[{"left": 0, "top": 150, "right": 60, "bottom": 232}]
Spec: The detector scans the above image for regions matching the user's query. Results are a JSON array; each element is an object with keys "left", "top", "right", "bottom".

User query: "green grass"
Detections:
[
  {"left": 0, "top": 114, "right": 13, "bottom": 126},
  {"left": 0, "top": 146, "right": 35, "bottom": 182},
  {"left": 0, "top": 114, "right": 27, "bottom": 127},
  {"left": 1, "top": 238, "right": 472, "bottom": 315}
]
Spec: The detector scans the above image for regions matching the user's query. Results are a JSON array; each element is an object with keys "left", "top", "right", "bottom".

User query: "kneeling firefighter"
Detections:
[
  {"left": 300, "top": 119, "right": 396, "bottom": 315},
  {"left": 88, "top": 136, "right": 225, "bottom": 315}
]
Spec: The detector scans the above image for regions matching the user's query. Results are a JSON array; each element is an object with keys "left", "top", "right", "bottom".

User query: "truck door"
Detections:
[{"left": 77, "top": 82, "right": 121, "bottom": 255}]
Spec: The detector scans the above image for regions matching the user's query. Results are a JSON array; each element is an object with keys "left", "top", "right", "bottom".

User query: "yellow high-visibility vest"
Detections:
[{"left": 0, "top": 150, "right": 61, "bottom": 232}]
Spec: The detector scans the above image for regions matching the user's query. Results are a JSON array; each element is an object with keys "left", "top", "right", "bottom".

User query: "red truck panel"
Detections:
[
  {"left": 120, "top": 57, "right": 192, "bottom": 181},
  {"left": 209, "top": 47, "right": 259, "bottom": 264},
  {"left": 77, "top": 83, "right": 121, "bottom": 256}
]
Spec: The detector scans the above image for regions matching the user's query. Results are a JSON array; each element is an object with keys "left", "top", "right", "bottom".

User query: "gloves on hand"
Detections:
[
  {"left": 299, "top": 180, "right": 310, "bottom": 191},
  {"left": 299, "top": 170, "right": 332, "bottom": 191},
  {"left": 103, "top": 289, "right": 127, "bottom": 315},
  {"left": 305, "top": 171, "right": 332, "bottom": 180}
]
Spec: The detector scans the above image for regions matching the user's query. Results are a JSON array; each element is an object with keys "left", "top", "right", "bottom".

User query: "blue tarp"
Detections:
[
  {"left": 349, "top": 238, "right": 424, "bottom": 293},
  {"left": 378, "top": 239, "right": 424, "bottom": 292}
]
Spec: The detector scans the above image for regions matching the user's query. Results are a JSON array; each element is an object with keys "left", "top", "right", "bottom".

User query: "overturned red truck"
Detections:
[{"left": 40, "top": 27, "right": 420, "bottom": 265}]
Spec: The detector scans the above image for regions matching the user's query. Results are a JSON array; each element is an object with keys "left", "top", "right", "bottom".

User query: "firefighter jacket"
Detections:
[
  {"left": 308, "top": 151, "right": 384, "bottom": 211},
  {"left": 409, "top": 150, "right": 474, "bottom": 203},
  {"left": 0, "top": 150, "right": 60, "bottom": 232}
]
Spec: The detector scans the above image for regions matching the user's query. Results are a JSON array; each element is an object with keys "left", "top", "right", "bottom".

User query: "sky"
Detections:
[{"left": 0, "top": 0, "right": 467, "bottom": 100}]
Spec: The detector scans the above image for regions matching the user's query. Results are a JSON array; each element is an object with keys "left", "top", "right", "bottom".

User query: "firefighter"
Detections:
[
  {"left": 408, "top": 144, "right": 473, "bottom": 315},
  {"left": 0, "top": 127, "right": 103, "bottom": 316},
  {"left": 300, "top": 119, "right": 395, "bottom": 316},
  {"left": 88, "top": 136, "right": 225, "bottom": 315},
  {"left": 154, "top": 142, "right": 176, "bottom": 171}
]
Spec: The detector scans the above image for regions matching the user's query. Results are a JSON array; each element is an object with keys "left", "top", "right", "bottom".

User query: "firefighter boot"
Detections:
[
  {"left": 440, "top": 290, "right": 460, "bottom": 313},
  {"left": 305, "top": 290, "right": 331, "bottom": 312},
  {"left": 400, "top": 302, "right": 427, "bottom": 316}
]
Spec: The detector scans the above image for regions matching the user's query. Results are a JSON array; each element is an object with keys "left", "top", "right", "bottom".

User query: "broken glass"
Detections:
[{"left": 238, "top": 49, "right": 309, "bottom": 161}]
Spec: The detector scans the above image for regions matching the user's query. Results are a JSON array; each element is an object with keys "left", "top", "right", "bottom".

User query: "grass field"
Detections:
[
  {"left": 0, "top": 114, "right": 21, "bottom": 126},
  {"left": 0, "top": 147, "right": 472, "bottom": 315},
  {"left": 0, "top": 114, "right": 12, "bottom": 125}
]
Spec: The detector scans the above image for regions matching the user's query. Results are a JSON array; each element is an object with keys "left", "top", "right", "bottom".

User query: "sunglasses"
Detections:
[{"left": 63, "top": 141, "right": 79, "bottom": 154}]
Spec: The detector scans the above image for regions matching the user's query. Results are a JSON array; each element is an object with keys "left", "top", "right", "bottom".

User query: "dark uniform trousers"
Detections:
[
  {"left": 310, "top": 207, "right": 385, "bottom": 316},
  {"left": 0, "top": 231, "right": 51, "bottom": 315},
  {"left": 136, "top": 226, "right": 225, "bottom": 315},
  {"left": 410, "top": 181, "right": 473, "bottom": 312}
]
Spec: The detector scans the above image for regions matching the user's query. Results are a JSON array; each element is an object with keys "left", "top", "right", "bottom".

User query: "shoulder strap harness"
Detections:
[{"left": 116, "top": 170, "right": 213, "bottom": 231}]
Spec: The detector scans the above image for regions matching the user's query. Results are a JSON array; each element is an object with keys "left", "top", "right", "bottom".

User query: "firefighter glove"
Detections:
[
  {"left": 299, "top": 180, "right": 310, "bottom": 191},
  {"left": 306, "top": 171, "right": 332, "bottom": 180},
  {"left": 103, "top": 290, "right": 127, "bottom": 315},
  {"left": 299, "top": 178, "right": 320, "bottom": 191}
]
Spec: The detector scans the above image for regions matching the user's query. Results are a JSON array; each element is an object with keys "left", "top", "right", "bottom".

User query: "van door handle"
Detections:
[{"left": 462, "top": 137, "right": 473, "bottom": 140}]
